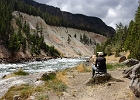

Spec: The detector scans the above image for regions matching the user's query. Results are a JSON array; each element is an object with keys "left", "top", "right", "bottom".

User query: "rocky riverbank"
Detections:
[
  {"left": 0, "top": 72, "right": 43, "bottom": 98},
  {"left": 0, "top": 56, "right": 53, "bottom": 64}
]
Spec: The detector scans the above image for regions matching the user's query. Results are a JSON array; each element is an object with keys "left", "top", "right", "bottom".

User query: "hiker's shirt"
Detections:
[{"left": 95, "top": 57, "right": 106, "bottom": 72}]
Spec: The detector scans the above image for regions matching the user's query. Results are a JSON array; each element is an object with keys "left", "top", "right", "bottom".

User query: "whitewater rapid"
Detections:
[{"left": 0, "top": 57, "right": 88, "bottom": 78}]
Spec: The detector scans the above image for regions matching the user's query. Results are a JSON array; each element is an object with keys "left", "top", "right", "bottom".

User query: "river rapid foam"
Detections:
[{"left": 0, "top": 57, "right": 88, "bottom": 78}]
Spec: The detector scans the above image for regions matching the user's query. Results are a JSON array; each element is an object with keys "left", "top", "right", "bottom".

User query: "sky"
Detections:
[{"left": 35, "top": 0, "right": 139, "bottom": 29}]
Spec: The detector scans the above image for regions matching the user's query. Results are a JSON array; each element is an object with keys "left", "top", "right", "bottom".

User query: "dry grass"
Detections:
[
  {"left": 0, "top": 84, "right": 33, "bottom": 100},
  {"left": 75, "top": 63, "right": 91, "bottom": 72},
  {"left": 56, "top": 71, "right": 69, "bottom": 85},
  {"left": 76, "top": 63, "right": 85, "bottom": 72},
  {"left": 105, "top": 50, "right": 130, "bottom": 64},
  {"left": 106, "top": 55, "right": 120, "bottom": 63}
]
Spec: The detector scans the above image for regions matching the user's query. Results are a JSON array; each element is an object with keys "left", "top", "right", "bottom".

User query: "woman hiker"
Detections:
[{"left": 92, "top": 52, "right": 107, "bottom": 78}]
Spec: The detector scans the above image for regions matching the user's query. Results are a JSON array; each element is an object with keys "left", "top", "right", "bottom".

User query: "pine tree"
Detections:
[
  {"left": 124, "top": 20, "right": 134, "bottom": 50},
  {"left": 128, "top": 6, "right": 140, "bottom": 60}
]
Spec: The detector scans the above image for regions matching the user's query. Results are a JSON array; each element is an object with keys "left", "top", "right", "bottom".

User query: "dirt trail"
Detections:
[
  {"left": 53, "top": 68, "right": 135, "bottom": 100},
  {"left": 51, "top": 52, "right": 137, "bottom": 100}
]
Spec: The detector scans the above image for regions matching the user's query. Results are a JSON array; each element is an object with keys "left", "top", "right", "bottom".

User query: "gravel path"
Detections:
[{"left": 50, "top": 69, "right": 136, "bottom": 100}]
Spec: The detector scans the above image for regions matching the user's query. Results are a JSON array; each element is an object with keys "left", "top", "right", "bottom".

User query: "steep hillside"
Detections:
[{"left": 12, "top": 11, "right": 106, "bottom": 58}]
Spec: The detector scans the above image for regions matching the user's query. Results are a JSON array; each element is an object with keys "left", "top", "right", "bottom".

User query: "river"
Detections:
[{"left": 0, "top": 57, "right": 88, "bottom": 78}]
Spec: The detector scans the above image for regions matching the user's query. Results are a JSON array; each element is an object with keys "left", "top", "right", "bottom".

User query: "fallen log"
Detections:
[
  {"left": 129, "top": 62, "right": 140, "bottom": 97},
  {"left": 121, "top": 58, "right": 139, "bottom": 67},
  {"left": 123, "top": 66, "right": 134, "bottom": 78}
]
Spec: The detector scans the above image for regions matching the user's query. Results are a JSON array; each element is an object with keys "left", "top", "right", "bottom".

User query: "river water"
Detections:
[{"left": 0, "top": 57, "right": 88, "bottom": 78}]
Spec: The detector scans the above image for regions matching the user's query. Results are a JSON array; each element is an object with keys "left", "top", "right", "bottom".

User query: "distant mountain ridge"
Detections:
[{"left": 22, "top": 0, "right": 115, "bottom": 37}]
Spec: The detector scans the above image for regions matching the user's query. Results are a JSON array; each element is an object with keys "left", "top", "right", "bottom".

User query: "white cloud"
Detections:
[
  {"left": 107, "top": 8, "right": 117, "bottom": 18},
  {"left": 61, "top": 4, "right": 69, "bottom": 11}
]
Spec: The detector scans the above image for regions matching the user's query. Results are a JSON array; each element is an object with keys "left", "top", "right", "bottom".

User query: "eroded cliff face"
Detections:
[
  {"left": 42, "top": 26, "right": 107, "bottom": 57},
  {"left": 0, "top": 11, "right": 107, "bottom": 59}
]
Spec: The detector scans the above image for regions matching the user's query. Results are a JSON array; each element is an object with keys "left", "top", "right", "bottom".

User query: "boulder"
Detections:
[
  {"left": 13, "top": 95, "right": 21, "bottom": 100},
  {"left": 40, "top": 71, "right": 56, "bottom": 81},
  {"left": 94, "top": 72, "right": 111, "bottom": 84},
  {"left": 119, "top": 55, "right": 126, "bottom": 62},
  {"left": 86, "top": 72, "right": 111, "bottom": 85}
]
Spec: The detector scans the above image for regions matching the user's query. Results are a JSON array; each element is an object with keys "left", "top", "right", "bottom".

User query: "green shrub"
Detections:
[
  {"left": 45, "top": 79, "right": 67, "bottom": 92},
  {"left": 1, "top": 84, "right": 32, "bottom": 100},
  {"left": 41, "top": 72, "right": 56, "bottom": 81},
  {"left": 106, "top": 64, "right": 114, "bottom": 69},
  {"left": 49, "top": 80, "right": 67, "bottom": 92},
  {"left": 14, "top": 69, "right": 29, "bottom": 76},
  {"left": 107, "top": 63, "right": 126, "bottom": 70}
]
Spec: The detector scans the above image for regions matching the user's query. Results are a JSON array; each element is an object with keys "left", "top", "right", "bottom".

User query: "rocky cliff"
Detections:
[{"left": 10, "top": 11, "right": 106, "bottom": 58}]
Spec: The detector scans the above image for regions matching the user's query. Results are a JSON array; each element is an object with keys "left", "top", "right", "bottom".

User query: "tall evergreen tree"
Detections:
[
  {"left": 0, "top": 0, "right": 12, "bottom": 46},
  {"left": 124, "top": 20, "right": 134, "bottom": 50},
  {"left": 128, "top": 6, "right": 140, "bottom": 60}
]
